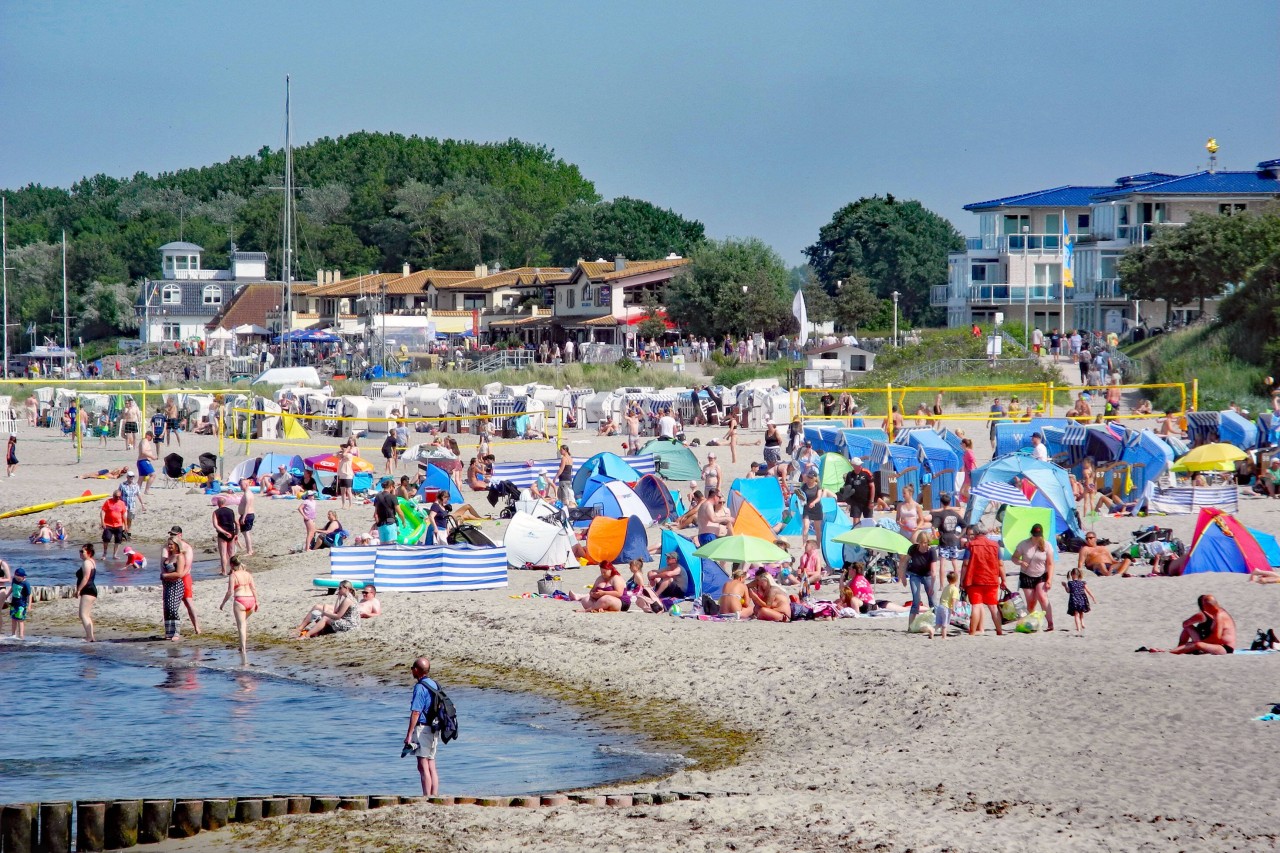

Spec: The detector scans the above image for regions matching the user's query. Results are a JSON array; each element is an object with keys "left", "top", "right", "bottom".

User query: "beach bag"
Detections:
[
  {"left": 790, "top": 601, "right": 815, "bottom": 621},
  {"left": 537, "top": 576, "right": 557, "bottom": 596},
  {"left": 424, "top": 680, "right": 458, "bottom": 744},
  {"left": 999, "top": 592, "right": 1025, "bottom": 624},
  {"left": 697, "top": 592, "right": 719, "bottom": 616},
  {"left": 1014, "top": 609, "right": 1047, "bottom": 634}
]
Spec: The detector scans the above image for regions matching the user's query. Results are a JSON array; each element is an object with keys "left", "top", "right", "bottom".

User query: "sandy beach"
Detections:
[{"left": 9, "top": 390, "right": 1280, "bottom": 853}]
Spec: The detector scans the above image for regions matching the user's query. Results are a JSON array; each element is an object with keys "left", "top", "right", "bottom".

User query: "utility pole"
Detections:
[
  {"left": 1, "top": 196, "right": 12, "bottom": 377},
  {"left": 62, "top": 230, "right": 69, "bottom": 352},
  {"left": 282, "top": 74, "right": 294, "bottom": 367}
]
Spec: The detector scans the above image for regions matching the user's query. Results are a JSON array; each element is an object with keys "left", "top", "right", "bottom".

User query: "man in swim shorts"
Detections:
[
  {"left": 373, "top": 478, "right": 402, "bottom": 544},
  {"left": 960, "top": 524, "right": 1006, "bottom": 636},
  {"left": 238, "top": 479, "right": 256, "bottom": 556},
  {"left": 1077, "top": 533, "right": 1132, "bottom": 576},
  {"left": 100, "top": 490, "right": 128, "bottom": 559}
]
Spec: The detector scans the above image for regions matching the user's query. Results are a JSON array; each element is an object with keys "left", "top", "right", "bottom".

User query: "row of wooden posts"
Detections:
[{"left": 0, "top": 790, "right": 739, "bottom": 852}]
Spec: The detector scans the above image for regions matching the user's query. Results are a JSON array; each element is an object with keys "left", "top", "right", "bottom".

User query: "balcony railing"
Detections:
[
  {"left": 930, "top": 285, "right": 951, "bottom": 306},
  {"left": 999, "top": 234, "right": 1062, "bottom": 253},
  {"left": 966, "top": 284, "right": 1062, "bottom": 304}
]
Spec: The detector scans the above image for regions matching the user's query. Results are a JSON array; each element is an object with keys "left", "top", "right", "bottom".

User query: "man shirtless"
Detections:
[
  {"left": 748, "top": 568, "right": 790, "bottom": 622},
  {"left": 1154, "top": 595, "right": 1236, "bottom": 655},
  {"left": 1077, "top": 532, "right": 1131, "bottom": 576},
  {"left": 238, "top": 480, "right": 256, "bottom": 556},
  {"left": 625, "top": 408, "right": 641, "bottom": 455},
  {"left": 695, "top": 489, "right": 732, "bottom": 547}
]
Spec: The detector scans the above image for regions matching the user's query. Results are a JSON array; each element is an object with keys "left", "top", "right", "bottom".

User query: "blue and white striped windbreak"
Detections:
[{"left": 970, "top": 481, "right": 1033, "bottom": 507}]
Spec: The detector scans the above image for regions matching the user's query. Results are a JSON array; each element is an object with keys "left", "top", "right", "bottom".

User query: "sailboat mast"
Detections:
[
  {"left": 62, "top": 230, "right": 68, "bottom": 352},
  {"left": 2, "top": 196, "right": 8, "bottom": 378},
  {"left": 282, "top": 75, "right": 293, "bottom": 367}
]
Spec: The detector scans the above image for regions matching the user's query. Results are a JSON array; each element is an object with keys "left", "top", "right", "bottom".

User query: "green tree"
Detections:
[
  {"left": 803, "top": 194, "right": 962, "bottom": 324},
  {"left": 791, "top": 265, "right": 833, "bottom": 324},
  {"left": 1118, "top": 210, "right": 1276, "bottom": 319},
  {"left": 666, "top": 237, "right": 792, "bottom": 339},
  {"left": 543, "top": 197, "right": 705, "bottom": 265},
  {"left": 831, "top": 274, "right": 886, "bottom": 335}
]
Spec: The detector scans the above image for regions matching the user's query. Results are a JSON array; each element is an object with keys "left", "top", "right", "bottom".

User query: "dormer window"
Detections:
[
  {"left": 202, "top": 285, "right": 222, "bottom": 305},
  {"left": 162, "top": 283, "right": 181, "bottom": 305}
]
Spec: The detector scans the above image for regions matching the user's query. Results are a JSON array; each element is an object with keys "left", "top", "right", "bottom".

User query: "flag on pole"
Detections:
[
  {"left": 1063, "top": 219, "right": 1074, "bottom": 288},
  {"left": 792, "top": 289, "right": 808, "bottom": 346}
]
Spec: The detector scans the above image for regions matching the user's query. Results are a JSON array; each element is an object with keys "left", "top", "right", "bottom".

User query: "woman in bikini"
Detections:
[
  {"left": 701, "top": 453, "right": 722, "bottom": 495},
  {"left": 220, "top": 555, "right": 259, "bottom": 665},
  {"left": 896, "top": 484, "right": 924, "bottom": 540},
  {"left": 719, "top": 566, "right": 754, "bottom": 619},
  {"left": 723, "top": 415, "right": 739, "bottom": 464}
]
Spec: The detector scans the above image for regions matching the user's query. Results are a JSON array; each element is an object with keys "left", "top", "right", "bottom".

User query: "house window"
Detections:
[
  {"left": 1076, "top": 214, "right": 1090, "bottom": 230},
  {"left": 175, "top": 256, "right": 189, "bottom": 271},
  {"left": 1219, "top": 203, "right": 1247, "bottom": 215},
  {"left": 462, "top": 294, "right": 485, "bottom": 310},
  {"left": 581, "top": 284, "right": 592, "bottom": 306},
  {"left": 202, "top": 285, "right": 222, "bottom": 306},
  {"left": 566, "top": 289, "right": 575, "bottom": 309},
  {"left": 162, "top": 283, "right": 181, "bottom": 304},
  {"left": 162, "top": 322, "right": 182, "bottom": 341}
]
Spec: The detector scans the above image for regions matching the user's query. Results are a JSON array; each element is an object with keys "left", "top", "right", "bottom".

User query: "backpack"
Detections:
[{"left": 422, "top": 678, "right": 459, "bottom": 744}]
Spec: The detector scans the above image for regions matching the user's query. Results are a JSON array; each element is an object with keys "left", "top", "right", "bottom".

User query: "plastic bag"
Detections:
[
  {"left": 909, "top": 611, "right": 935, "bottom": 633},
  {"left": 1014, "top": 608, "right": 1047, "bottom": 633}
]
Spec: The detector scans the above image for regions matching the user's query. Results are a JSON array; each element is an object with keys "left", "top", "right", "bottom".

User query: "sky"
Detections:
[{"left": 1, "top": 0, "right": 1277, "bottom": 264}]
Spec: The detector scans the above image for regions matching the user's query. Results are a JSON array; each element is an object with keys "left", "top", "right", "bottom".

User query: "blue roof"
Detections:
[
  {"left": 964, "top": 185, "right": 1112, "bottom": 211},
  {"left": 1092, "top": 170, "right": 1280, "bottom": 200},
  {"left": 1112, "top": 172, "right": 1178, "bottom": 186}
]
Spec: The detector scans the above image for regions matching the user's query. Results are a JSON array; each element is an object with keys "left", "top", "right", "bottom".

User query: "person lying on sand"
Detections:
[
  {"left": 77, "top": 466, "right": 130, "bottom": 479},
  {"left": 1145, "top": 595, "right": 1236, "bottom": 655}
]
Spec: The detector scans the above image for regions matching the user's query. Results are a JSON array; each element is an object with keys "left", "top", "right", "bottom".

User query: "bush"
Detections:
[
  {"left": 1131, "top": 325, "right": 1269, "bottom": 413},
  {"left": 614, "top": 356, "right": 639, "bottom": 373}
]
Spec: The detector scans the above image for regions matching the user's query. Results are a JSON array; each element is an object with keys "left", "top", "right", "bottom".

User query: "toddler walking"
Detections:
[
  {"left": 933, "top": 570, "right": 961, "bottom": 639},
  {"left": 1062, "top": 567, "right": 1097, "bottom": 635}
]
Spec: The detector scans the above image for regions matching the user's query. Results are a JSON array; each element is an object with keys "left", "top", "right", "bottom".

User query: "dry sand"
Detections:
[{"left": 8, "top": 385, "right": 1280, "bottom": 853}]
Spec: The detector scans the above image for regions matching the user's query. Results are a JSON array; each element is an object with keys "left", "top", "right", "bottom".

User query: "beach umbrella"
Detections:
[
  {"left": 970, "top": 480, "right": 1034, "bottom": 507},
  {"left": 692, "top": 535, "right": 790, "bottom": 563},
  {"left": 305, "top": 453, "right": 375, "bottom": 474},
  {"left": 1170, "top": 442, "right": 1247, "bottom": 473},
  {"left": 832, "top": 526, "right": 913, "bottom": 554}
]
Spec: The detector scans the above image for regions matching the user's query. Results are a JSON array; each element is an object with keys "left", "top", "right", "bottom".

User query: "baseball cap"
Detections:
[
  {"left": 851, "top": 457, "right": 864, "bottom": 466},
  {"left": 125, "top": 470, "right": 135, "bottom": 478},
  {"left": 37, "top": 518, "right": 47, "bottom": 525},
  {"left": 14, "top": 568, "right": 26, "bottom": 579}
]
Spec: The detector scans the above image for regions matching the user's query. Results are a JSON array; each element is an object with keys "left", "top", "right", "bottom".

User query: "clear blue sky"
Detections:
[{"left": 2, "top": 0, "right": 1276, "bottom": 263}]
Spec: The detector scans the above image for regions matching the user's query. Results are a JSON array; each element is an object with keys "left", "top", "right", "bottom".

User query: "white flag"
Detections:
[{"left": 792, "top": 289, "right": 808, "bottom": 346}]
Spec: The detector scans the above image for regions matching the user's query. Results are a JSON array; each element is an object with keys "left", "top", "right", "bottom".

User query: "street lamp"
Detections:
[
  {"left": 1022, "top": 224, "right": 1031, "bottom": 349},
  {"left": 891, "top": 291, "right": 900, "bottom": 348}
]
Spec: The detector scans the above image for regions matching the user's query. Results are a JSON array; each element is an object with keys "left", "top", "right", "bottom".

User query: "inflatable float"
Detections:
[
  {"left": 396, "top": 497, "right": 430, "bottom": 545},
  {"left": 0, "top": 491, "right": 108, "bottom": 520},
  {"left": 311, "top": 578, "right": 368, "bottom": 591}
]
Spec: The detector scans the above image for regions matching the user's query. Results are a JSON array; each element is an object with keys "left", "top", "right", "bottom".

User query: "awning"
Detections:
[{"left": 490, "top": 316, "right": 550, "bottom": 328}]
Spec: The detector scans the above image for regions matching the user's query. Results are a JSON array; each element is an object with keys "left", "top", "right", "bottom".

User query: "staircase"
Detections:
[{"left": 467, "top": 350, "right": 535, "bottom": 373}]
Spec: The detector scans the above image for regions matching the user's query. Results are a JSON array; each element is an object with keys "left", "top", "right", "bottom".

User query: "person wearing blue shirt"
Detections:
[
  {"left": 404, "top": 657, "right": 441, "bottom": 795},
  {"left": 150, "top": 410, "right": 167, "bottom": 442},
  {"left": 9, "top": 567, "right": 33, "bottom": 639}
]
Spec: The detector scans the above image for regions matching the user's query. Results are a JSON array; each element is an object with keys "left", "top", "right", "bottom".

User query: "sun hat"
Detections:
[{"left": 851, "top": 457, "right": 864, "bottom": 466}]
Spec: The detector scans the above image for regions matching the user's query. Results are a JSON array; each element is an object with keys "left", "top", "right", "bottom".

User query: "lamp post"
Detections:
[
  {"left": 1022, "top": 224, "right": 1031, "bottom": 349},
  {"left": 741, "top": 285, "right": 749, "bottom": 344},
  {"left": 891, "top": 291, "right": 900, "bottom": 348}
]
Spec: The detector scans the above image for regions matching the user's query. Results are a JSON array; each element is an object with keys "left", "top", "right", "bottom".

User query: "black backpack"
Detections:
[{"left": 423, "top": 679, "right": 459, "bottom": 744}]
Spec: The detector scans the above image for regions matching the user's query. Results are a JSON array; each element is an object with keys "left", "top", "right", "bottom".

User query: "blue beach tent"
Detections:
[
  {"left": 660, "top": 528, "right": 728, "bottom": 601},
  {"left": 572, "top": 452, "right": 642, "bottom": 499},
  {"left": 418, "top": 462, "right": 465, "bottom": 506}
]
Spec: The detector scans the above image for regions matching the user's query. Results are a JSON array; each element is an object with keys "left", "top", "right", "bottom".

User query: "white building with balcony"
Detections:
[{"left": 936, "top": 159, "right": 1280, "bottom": 334}]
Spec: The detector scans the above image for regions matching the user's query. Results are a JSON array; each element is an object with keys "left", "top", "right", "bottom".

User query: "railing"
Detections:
[
  {"left": 966, "top": 284, "right": 1062, "bottom": 303},
  {"left": 466, "top": 350, "right": 535, "bottom": 372},
  {"left": 930, "top": 285, "right": 951, "bottom": 306},
  {"left": 999, "top": 234, "right": 1062, "bottom": 254},
  {"left": 965, "top": 237, "right": 986, "bottom": 251}
]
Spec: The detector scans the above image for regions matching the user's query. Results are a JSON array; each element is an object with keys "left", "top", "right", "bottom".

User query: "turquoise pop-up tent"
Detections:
[
  {"left": 660, "top": 528, "right": 728, "bottom": 600},
  {"left": 639, "top": 439, "right": 702, "bottom": 482},
  {"left": 572, "top": 452, "right": 642, "bottom": 498},
  {"left": 418, "top": 462, "right": 464, "bottom": 505}
]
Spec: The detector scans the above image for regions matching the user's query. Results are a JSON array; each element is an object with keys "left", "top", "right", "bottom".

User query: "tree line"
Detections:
[{"left": 3, "top": 131, "right": 962, "bottom": 345}]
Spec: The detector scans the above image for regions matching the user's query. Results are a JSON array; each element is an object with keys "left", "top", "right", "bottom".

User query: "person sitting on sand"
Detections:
[
  {"left": 1077, "top": 532, "right": 1131, "bottom": 576},
  {"left": 568, "top": 560, "right": 628, "bottom": 613},
  {"left": 719, "top": 566, "right": 754, "bottom": 619},
  {"left": 648, "top": 551, "right": 685, "bottom": 598},
  {"left": 669, "top": 491, "right": 703, "bottom": 530},
  {"left": 597, "top": 416, "right": 618, "bottom": 436},
  {"left": 358, "top": 584, "right": 382, "bottom": 617},
  {"left": 747, "top": 567, "right": 791, "bottom": 622},
  {"left": 1148, "top": 595, "right": 1237, "bottom": 655},
  {"left": 298, "top": 580, "right": 361, "bottom": 637},
  {"left": 29, "top": 519, "right": 53, "bottom": 543}
]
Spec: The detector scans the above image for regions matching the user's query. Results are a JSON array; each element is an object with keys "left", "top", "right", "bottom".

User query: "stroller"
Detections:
[{"left": 486, "top": 480, "right": 522, "bottom": 519}]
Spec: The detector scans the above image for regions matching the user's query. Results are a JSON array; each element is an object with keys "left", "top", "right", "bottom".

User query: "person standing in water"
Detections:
[
  {"left": 74, "top": 544, "right": 98, "bottom": 642},
  {"left": 219, "top": 555, "right": 258, "bottom": 665},
  {"left": 405, "top": 657, "right": 442, "bottom": 796}
]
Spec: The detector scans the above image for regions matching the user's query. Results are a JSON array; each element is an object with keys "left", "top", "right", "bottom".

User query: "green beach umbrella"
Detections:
[
  {"left": 831, "top": 526, "right": 913, "bottom": 554},
  {"left": 691, "top": 535, "right": 791, "bottom": 563},
  {"left": 818, "top": 452, "right": 853, "bottom": 493}
]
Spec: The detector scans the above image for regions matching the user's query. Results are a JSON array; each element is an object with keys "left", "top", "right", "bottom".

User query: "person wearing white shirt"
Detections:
[
  {"left": 658, "top": 409, "right": 678, "bottom": 440},
  {"left": 1030, "top": 432, "right": 1049, "bottom": 462}
]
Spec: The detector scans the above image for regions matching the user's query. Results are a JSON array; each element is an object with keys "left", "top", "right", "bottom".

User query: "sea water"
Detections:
[
  {"left": 0, "top": 538, "right": 221, "bottom": 587},
  {"left": 0, "top": 640, "right": 682, "bottom": 801}
]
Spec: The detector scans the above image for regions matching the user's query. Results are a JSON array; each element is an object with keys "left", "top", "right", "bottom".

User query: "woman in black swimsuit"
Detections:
[{"left": 75, "top": 543, "right": 99, "bottom": 642}]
